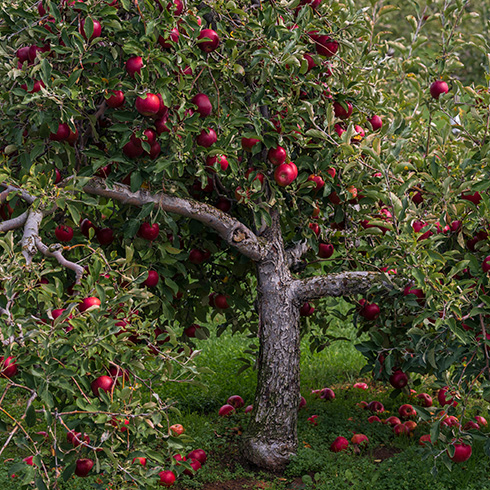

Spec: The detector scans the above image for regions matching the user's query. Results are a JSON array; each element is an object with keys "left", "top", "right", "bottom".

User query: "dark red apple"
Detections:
[
  {"left": 91, "top": 375, "right": 114, "bottom": 397},
  {"left": 142, "top": 270, "right": 159, "bottom": 287},
  {"left": 55, "top": 225, "right": 74, "bottom": 242},
  {"left": 268, "top": 146, "right": 287, "bottom": 166},
  {"left": 75, "top": 458, "right": 94, "bottom": 477},
  {"left": 184, "top": 323, "right": 200, "bottom": 338},
  {"left": 318, "top": 243, "right": 334, "bottom": 259},
  {"left": 482, "top": 256, "right": 490, "bottom": 273},
  {"left": 300, "top": 302, "right": 315, "bottom": 316},
  {"left": 214, "top": 294, "right": 229, "bottom": 309},
  {"left": 218, "top": 404, "right": 235, "bottom": 416},
  {"left": 159, "top": 470, "right": 176, "bottom": 486},
  {"left": 78, "top": 296, "right": 101, "bottom": 312},
  {"left": 360, "top": 302, "right": 380, "bottom": 321},
  {"left": 80, "top": 218, "right": 98, "bottom": 238},
  {"left": 49, "top": 123, "right": 70, "bottom": 142},
  {"left": 447, "top": 440, "right": 472, "bottom": 463},
  {"left": 430, "top": 80, "right": 449, "bottom": 100},
  {"left": 274, "top": 162, "right": 297, "bottom": 187},
  {"left": 367, "top": 400, "right": 384, "bottom": 413},
  {"left": 167, "top": 0, "right": 183, "bottom": 15},
  {"left": 0, "top": 356, "right": 18, "bottom": 378},
  {"left": 241, "top": 137, "right": 261, "bottom": 151},
  {"left": 197, "top": 29, "right": 220, "bottom": 52},
  {"left": 138, "top": 222, "right": 159, "bottom": 241},
  {"left": 132, "top": 456, "right": 147, "bottom": 466},
  {"left": 205, "top": 155, "right": 229, "bottom": 171},
  {"left": 191, "top": 93, "right": 212, "bottom": 117},
  {"left": 80, "top": 18, "right": 102, "bottom": 41},
  {"left": 196, "top": 127, "right": 217, "bottom": 147},
  {"left": 385, "top": 416, "right": 401, "bottom": 427},
  {"left": 123, "top": 135, "right": 144, "bottom": 159},
  {"left": 158, "top": 28, "right": 179, "bottom": 49},
  {"left": 333, "top": 101, "right": 353, "bottom": 120},
  {"left": 314, "top": 35, "right": 339, "bottom": 58},
  {"left": 368, "top": 114, "right": 383, "bottom": 131},
  {"left": 106, "top": 89, "right": 125, "bottom": 108},
  {"left": 438, "top": 386, "right": 458, "bottom": 407},
  {"left": 389, "top": 370, "right": 408, "bottom": 389},
  {"left": 227, "top": 395, "right": 244, "bottom": 408},
  {"left": 330, "top": 436, "right": 349, "bottom": 452},
  {"left": 398, "top": 404, "right": 416, "bottom": 418},
  {"left": 416, "top": 393, "right": 433, "bottom": 407},
  {"left": 96, "top": 227, "right": 114, "bottom": 246},
  {"left": 187, "top": 449, "right": 207, "bottom": 465},
  {"left": 126, "top": 56, "right": 143, "bottom": 78},
  {"left": 320, "top": 388, "right": 335, "bottom": 400},
  {"left": 183, "top": 459, "right": 201, "bottom": 476},
  {"left": 136, "top": 93, "right": 161, "bottom": 117},
  {"left": 215, "top": 197, "right": 232, "bottom": 212}
]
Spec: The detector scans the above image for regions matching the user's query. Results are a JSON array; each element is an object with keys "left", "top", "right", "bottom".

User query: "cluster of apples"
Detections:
[{"left": 218, "top": 395, "right": 253, "bottom": 416}]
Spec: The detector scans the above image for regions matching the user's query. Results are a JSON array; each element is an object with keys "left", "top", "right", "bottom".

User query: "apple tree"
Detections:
[{"left": 1, "top": 0, "right": 490, "bottom": 484}]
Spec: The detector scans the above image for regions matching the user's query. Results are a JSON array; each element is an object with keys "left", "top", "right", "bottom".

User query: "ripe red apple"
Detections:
[
  {"left": 91, "top": 375, "right": 114, "bottom": 397},
  {"left": 227, "top": 395, "right": 245, "bottom": 408},
  {"left": 136, "top": 93, "right": 161, "bottom": 117},
  {"left": 447, "top": 440, "right": 472, "bottom": 463},
  {"left": 126, "top": 56, "right": 143, "bottom": 78},
  {"left": 475, "top": 415, "right": 487, "bottom": 426},
  {"left": 333, "top": 101, "right": 353, "bottom": 120},
  {"left": 78, "top": 296, "right": 101, "bottom": 312},
  {"left": 385, "top": 416, "right": 401, "bottom": 427},
  {"left": 398, "top": 404, "right": 416, "bottom": 418},
  {"left": 318, "top": 243, "right": 334, "bottom": 259},
  {"left": 21, "top": 80, "right": 45, "bottom": 93},
  {"left": 191, "top": 93, "right": 212, "bottom": 117},
  {"left": 158, "top": 28, "right": 180, "bottom": 49},
  {"left": 167, "top": 0, "right": 183, "bottom": 15},
  {"left": 170, "top": 423, "right": 185, "bottom": 435},
  {"left": 267, "top": 146, "right": 287, "bottom": 166},
  {"left": 309, "top": 222, "right": 320, "bottom": 236},
  {"left": 55, "top": 225, "right": 74, "bottom": 242},
  {"left": 80, "top": 218, "right": 97, "bottom": 238},
  {"left": 393, "top": 423, "right": 410, "bottom": 436},
  {"left": 351, "top": 434, "right": 369, "bottom": 445},
  {"left": 244, "top": 405, "right": 253, "bottom": 414},
  {"left": 205, "top": 155, "right": 229, "bottom": 171},
  {"left": 196, "top": 127, "right": 217, "bottom": 147},
  {"left": 359, "top": 302, "right": 380, "bottom": 321},
  {"left": 419, "top": 434, "right": 432, "bottom": 446},
  {"left": 430, "top": 80, "right": 449, "bottom": 100},
  {"left": 214, "top": 294, "right": 229, "bottom": 309},
  {"left": 75, "top": 458, "right": 94, "bottom": 477},
  {"left": 438, "top": 386, "right": 458, "bottom": 407},
  {"left": 482, "top": 256, "right": 490, "bottom": 273},
  {"left": 142, "top": 270, "right": 159, "bottom": 287},
  {"left": 184, "top": 323, "right": 200, "bottom": 337},
  {"left": 96, "top": 227, "right": 114, "bottom": 246},
  {"left": 463, "top": 421, "right": 480, "bottom": 430},
  {"left": 307, "top": 174, "right": 325, "bottom": 191},
  {"left": 218, "top": 404, "right": 235, "bottom": 416},
  {"left": 300, "top": 302, "right": 315, "bottom": 316},
  {"left": 158, "top": 470, "right": 176, "bottom": 486},
  {"left": 183, "top": 458, "right": 202, "bottom": 476},
  {"left": 80, "top": 18, "right": 102, "bottom": 41},
  {"left": 330, "top": 436, "right": 349, "bottom": 452},
  {"left": 106, "top": 89, "right": 125, "bottom": 108},
  {"left": 320, "top": 388, "right": 335, "bottom": 401},
  {"left": 416, "top": 393, "right": 433, "bottom": 407},
  {"left": 367, "top": 400, "right": 384, "bottom": 413},
  {"left": 274, "top": 163, "right": 297, "bottom": 187},
  {"left": 368, "top": 415, "right": 381, "bottom": 423},
  {"left": 0, "top": 356, "right": 18, "bottom": 378},
  {"left": 315, "top": 35, "right": 339, "bottom": 58},
  {"left": 389, "top": 370, "right": 408, "bottom": 389},
  {"left": 368, "top": 114, "right": 383, "bottom": 131},
  {"left": 189, "top": 249, "right": 206, "bottom": 264},
  {"left": 49, "top": 123, "right": 71, "bottom": 142},
  {"left": 187, "top": 449, "right": 207, "bottom": 465},
  {"left": 412, "top": 191, "right": 423, "bottom": 204},
  {"left": 138, "top": 222, "right": 159, "bottom": 241},
  {"left": 353, "top": 382, "right": 368, "bottom": 390},
  {"left": 241, "top": 137, "right": 261, "bottom": 151},
  {"left": 197, "top": 29, "right": 220, "bottom": 52},
  {"left": 460, "top": 191, "right": 482, "bottom": 205},
  {"left": 441, "top": 415, "right": 460, "bottom": 428},
  {"left": 132, "top": 456, "right": 147, "bottom": 466}
]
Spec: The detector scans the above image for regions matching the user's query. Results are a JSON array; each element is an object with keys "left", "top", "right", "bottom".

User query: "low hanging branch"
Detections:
[
  {"left": 291, "top": 271, "right": 386, "bottom": 303},
  {"left": 83, "top": 177, "right": 266, "bottom": 261}
]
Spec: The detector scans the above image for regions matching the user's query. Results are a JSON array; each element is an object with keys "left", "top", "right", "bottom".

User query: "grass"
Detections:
[{"left": 2, "top": 318, "right": 490, "bottom": 489}]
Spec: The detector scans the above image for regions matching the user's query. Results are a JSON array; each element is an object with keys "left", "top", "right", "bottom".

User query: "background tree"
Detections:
[{"left": 1, "top": 0, "right": 490, "bottom": 486}]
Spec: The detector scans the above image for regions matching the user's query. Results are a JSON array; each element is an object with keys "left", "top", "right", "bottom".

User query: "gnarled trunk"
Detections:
[{"left": 241, "top": 213, "right": 300, "bottom": 472}]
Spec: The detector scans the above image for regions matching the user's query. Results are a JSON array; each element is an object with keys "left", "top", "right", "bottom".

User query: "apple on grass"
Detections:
[
  {"left": 320, "top": 388, "right": 335, "bottom": 401},
  {"left": 330, "top": 436, "right": 349, "bottom": 452},
  {"left": 227, "top": 395, "right": 244, "bottom": 408},
  {"left": 187, "top": 449, "right": 207, "bottom": 465},
  {"left": 351, "top": 434, "right": 368, "bottom": 445},
  {"left": 368, "top": 415, "right": 381, "bottom": 423},
  {"left": 219, "top": 404, "right": 235, "bottom": 416},
  {"left": 415, "top": 393, "right": 433, "bottom": 407},
  {"left": 367, "top": 400, "right": 384, "bottom": 413},
  {"left": 398, "top": 404, "right": 416, "bottom": 418}
]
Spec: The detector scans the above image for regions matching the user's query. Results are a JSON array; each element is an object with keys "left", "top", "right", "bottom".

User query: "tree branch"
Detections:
[
  {"left": 83, "top": 178, "right": 266, "bottom": 261},
  {"left": 285, "top": 239, "right": 310, "bottom": 270},
  {"left": 0, "top": 184, "right": 37, "bottom": 205},
  {"left": 21, "top": 209, "right": 43, "bottom": 265},
  {"left": 0, "top": 210, "right": 28, "bottom": 232},
  {"left": 291, "top": 271, "right": 386, "bottom": 303}
]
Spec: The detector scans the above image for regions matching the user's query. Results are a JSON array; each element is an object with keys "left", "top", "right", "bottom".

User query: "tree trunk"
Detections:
[{"left": 241, "top": 214, "right": 300, "bottom": 472}]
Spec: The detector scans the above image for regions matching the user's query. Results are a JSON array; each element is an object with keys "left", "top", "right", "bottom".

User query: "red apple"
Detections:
[
  {"left": 415, "top": 393, "right": 433, "bottom": 407},
  {"left": 309, "top": 222, "right": 320, "bottom": 236},
  {"left": 274, "top": 163, "right": 297, "bottom": 187},
  {"left": 367, "top": 400, "right": 384, "bottom": 413},
  {"left": 385, "top": 416, "right": 401, "bottom": 427},
  {"left": 475, "top": 415, "right": 487, "bottom": 426},
  {"left": 430, "top": 80, "right": 449, "bottom": 100},
  {"left": 191, "top": 93, "right": 212, "bottom": 117},
  {"left": 142, "top": 270, "right": 159, "bottom": 287},
  {"left": 351, "top": 434, "right": 369, "bottom": 445},
  {"left": 187, "top": 449, "right": 207, "bottom": 465},
  {"left": 49, "top": 123, "right": 70, "bottom": 142},
  {"left": 482, "top": 256, "right": 490, "bottom": 273},
  {"left": 21, "top": 80, "right": 45, "bottom": 93},
  {"left": 218, "top": 404, "right": 235, "bottom": 416},
  {"left": 353, "top": 382, "right": 368, "bottom": 390},
  {"left": 167, "top": 0, "right": 183, "bottom": 15},
  {"left": 307, "top": 174, "right": 325, "bottom": 191},
  {"left": 368, "top": 114, "right": 383, "bottom": 131},
  {"left": 184, "top": 323, "right": 200, "bottom": 337},
  {"left": 214, "top": 294, "right": 229, "bottom": 309},
  {"left": 318, "top": 243, "right": 334, "bottom": 259},
  {"left": 300, "top": 302, "right": 315, "bottom": 316},
  {"left": 268, "top": 146, "right": 287, "bottom": 166},
  {"left": 158, "top": 470, "right": 176, "bottom": 486},
  {"left": 333, "top": 101, "right": 353, "bottom": 120},
  {"left": 398, "top": 404, "right": 416, "bottom": 418},
  {"left": 75, "top": 458, "right": 94, "bottom": 477},
  {"left": 80, "top": 218, "right": 97, "bottom": 238},
  {"left": 393, "top": 423, "right": 410, "bottom": 436},
  {"left": 227, "top": 395, "right": 245, "bottom": 408},
  {"left": 315, "top": 35, "right": 339, "bottom": 58},
  {"left": 389, "top": 370, "right": 408, "bottom": 389},
  {"left": 320, "top": 388, "right": 335, "bottom": 401},
  {"left": 136, "top": 93, "right": 161, "bottom": 117},
  {"left": 91, "top": 375, "right": 114, "bottom": 397},
  {"left": 438, "top": 386, "right": 458, "bottom": 407},
  {"left": 132, "top": 456, "right": 147, "bottom": 466},
  {"left": 205, "top": 155, "right": 229, "bottom": 171},
  {"left": 0, "top": 356, "right": 18, "bottom": 378},
  {"left": 126, "top": 56, "right": 143, "bottom": 78},
  {"left": 106, "top": 89, "right": 125, "bottom": 108},
  {"left": 55, "top": 225, "right": 74, "bottom": 242},
  {"left": 244, "top": 405, "right": 253, "bottom": 414},
  {"left": 196, "top": 127, "right": 217, "bottom": 147},
  {"left": 447, "top": 440, "right": 472, "bottom": 463},
  {"left": 368, "top": 415, "right": 381, "bottom": 423},
  {"left": 197, "top": 29, "right": 220, "bottom": 52},
  {"left": 330, "top": 436, "right": 349, "bottom": 452},
  {"left": 463, "top": 421, "right": 480, "bottom": 430},
  {"left": 138, "top": 222, "right": 159, "bottom": 241},
  {"left": 460, "top": 191, "right": 482, "bottom": 205},
  {"left": 441, "top": 415, "right": 460, "bottom": 428},
  {"left": 79, "top": 18, "right": 102, "bottom": 41},
  {"left": 96, "top": 227, "right": 114, "bottom": 246},
  {"left": 419, "top": 434, "right": 432, "bottom": 446},
  {"left": 241, "top": 137, "right": 261, "bottom": 151},
  {"left": 359, "top": 302, "right": 380, "bottom": 321},
  {"left": 78, "top": 297, "right": 101, "bottom": 312},
  {"left": 183, "top": 458, "right": 201, "bottom": 476},
  {"left": 158, "top": 28, "right": 180, "bottom": 49}
]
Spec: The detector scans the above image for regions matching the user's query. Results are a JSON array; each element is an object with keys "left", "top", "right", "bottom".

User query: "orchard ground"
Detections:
[{"left": 2, "top": 316, "right": 490, "bottom": 490}]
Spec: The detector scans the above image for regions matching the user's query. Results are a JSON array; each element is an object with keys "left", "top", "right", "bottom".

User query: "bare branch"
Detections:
[
  {"left": 21, "top": 209, "right": 43, "bottom": 265},
  {"left": 291, "top": 271, "right": 387, "bottom": 303},
  {"left": 0, "top": 184, "right": 37, "bottom": 205},
  {"left": 35, "top": 238, "right": 85, "bottom": 284},
  {"left": 0, "top": 210, "right": 28, "bottom": 232},
  {"left": 285, "top": 240, "right": 310, "bottom": 270},
  {"left": 83, "top": 177, "right": 266, "bottom": 261}
]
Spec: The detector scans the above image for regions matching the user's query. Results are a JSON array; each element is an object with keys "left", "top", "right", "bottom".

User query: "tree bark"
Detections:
[{"left": 240, "top": 212, "right": 301, "bottom": 472}]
